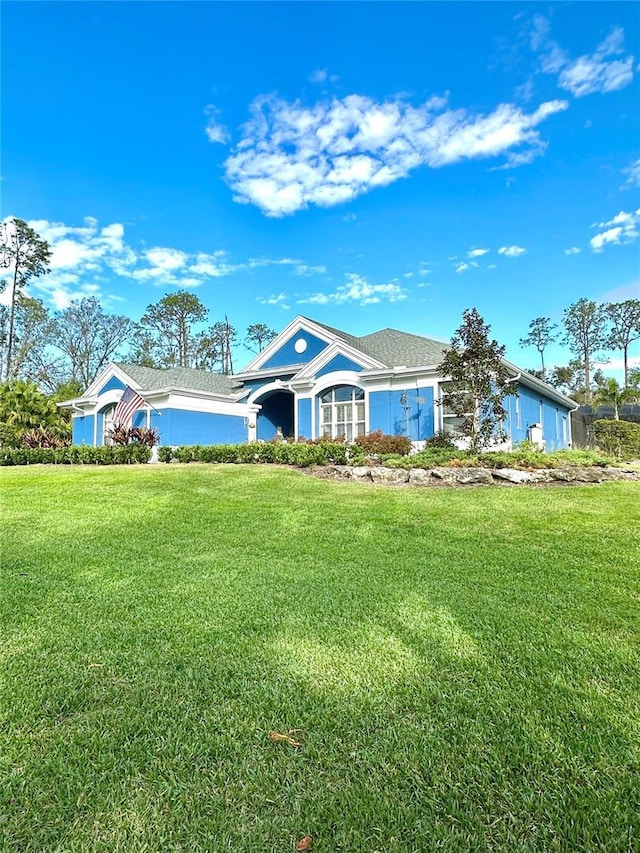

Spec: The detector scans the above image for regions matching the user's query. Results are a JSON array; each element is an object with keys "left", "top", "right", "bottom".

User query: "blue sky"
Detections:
[{"left": 2, "top": 1, "right": 639, "bottom": 372}]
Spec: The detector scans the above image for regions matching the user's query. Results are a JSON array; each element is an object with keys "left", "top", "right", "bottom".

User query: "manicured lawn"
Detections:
[{"left": 1, "top": 465, "right": 639, "bottom": 852}]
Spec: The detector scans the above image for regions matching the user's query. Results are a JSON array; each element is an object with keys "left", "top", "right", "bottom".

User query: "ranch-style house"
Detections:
[{"left": 62, "top": 315, "right": 577, "bottom": 450}]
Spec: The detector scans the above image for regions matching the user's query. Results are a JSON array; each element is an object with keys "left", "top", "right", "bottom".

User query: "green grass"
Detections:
[{"left": 1, "top": 466, "right": 639, "bottom": 852}]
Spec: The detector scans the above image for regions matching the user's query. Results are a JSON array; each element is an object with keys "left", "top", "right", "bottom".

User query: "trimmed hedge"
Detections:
[
  {"left": 594, "top": 419, "right": 640, "bottom": 459},
  {"left": 0, "top": 445, "right": 151, "bottom": 466},
  {"left": 160, "top": 441, "right": 364, "bottom": 467}
]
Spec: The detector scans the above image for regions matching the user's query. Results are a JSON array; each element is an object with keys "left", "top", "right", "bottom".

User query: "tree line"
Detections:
[
  {"left": 0, "top": 219, "right": 277, "bottom": 393},
  {"left": 519, "top": 300, "right": 640, "bottom": 404},
  {"left": 1, "top": 217, "right": 639, "bottom": 409}
]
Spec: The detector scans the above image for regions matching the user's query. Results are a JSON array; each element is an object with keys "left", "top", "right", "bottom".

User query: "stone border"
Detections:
[{"left": 318, "top": 465, "right": 640, "bottom": 486}]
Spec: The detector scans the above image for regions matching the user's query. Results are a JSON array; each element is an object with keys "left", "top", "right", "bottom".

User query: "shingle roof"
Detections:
[
  {"left": 302, "top": 317, "right": 364, "bottom": 352},
  {"left": 302, "top": 317, "right": 448, "bottom": 369},
  {"left": 114, "top": 363, "right": 236, "bottom": 396},
  {"left": 353, "top": 328, "right": 448, "bottom": 368}
]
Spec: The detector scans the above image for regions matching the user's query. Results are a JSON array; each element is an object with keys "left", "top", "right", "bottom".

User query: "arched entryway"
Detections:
[{"left": 255, "top": 389, "right": 295, "bottom": 441}]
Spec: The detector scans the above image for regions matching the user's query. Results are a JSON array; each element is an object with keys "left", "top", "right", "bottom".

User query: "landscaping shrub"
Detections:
[
  {"left": 355, "top": 430, "right": 412, "bottom": 456},
  {"left": 107, "top": 426, "right": 161, "bottom": 447},
  {"left": 594, "top": 419, "right": 640, "bottom": 459},
  {"left": 158, "top": 446, "right": 173, "bottom": 463},
  {"left": 20, "top": 428, "right": 71, "bottom": 449},
  {"left": 383, "top": 445, "right": 618, "bottom": 471},
  {"left": 424, "top": 431, "right": 456, "bottom": 449},
  {"left": 155, "top": 441, "right": 363, "bottom": 468},
  {"left": 0, "top": 445, "right": 151, "bottom": 466},
  {"left": 382, "top": 448, "right": 474, "bottom": 469}
]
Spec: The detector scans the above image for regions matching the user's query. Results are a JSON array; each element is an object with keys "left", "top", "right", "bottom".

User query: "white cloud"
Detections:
[
  {"left": 455, "top": 261, "right": 479, "bottom": 273},
  {"left": 223, "top": 92, "right": 567, "bottom": 216},
  {"left": 532, "top": 18, "right": 635, "bottom": 97},
  {"left": 564, "top": 246, "right": 581, "bottom": 255},
  {"left": 590, "top": 209, "right": 640, "bottom": 252},
  {"left": 497, "top": 245, "right": 527, "bottom": 257},
  {"left": 298, "top": 273, "right": 407, "bottom": 306},
  {"left": 204, "top": 105, "right": 230, "bottom": 144},
  {"left": 257, "top": 292, "right": 290, "bottom": 309},
  {"left": 467, "top": 248, "right": 489, "bottom": 258},
  {"left": 622, "top": 159, "right": 640, "bottom": 189}
]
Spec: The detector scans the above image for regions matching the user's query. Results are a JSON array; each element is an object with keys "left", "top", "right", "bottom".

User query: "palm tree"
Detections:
[{"left": 592, "top": 377, "right": 639, "bottom": 421}]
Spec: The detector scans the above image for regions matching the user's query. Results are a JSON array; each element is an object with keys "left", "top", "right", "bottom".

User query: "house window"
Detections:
[
  {"left": 319, "top": 385, "right": 365, "bottom": 441},
  {"left": 440, "top": 384, "right": 473, "bottom": 437},
  {"left": 102, "top": 405, "right": 116, "bottom": 445},
  {"left": 515, "top": 394, "right": 521, "bottom": 429}
]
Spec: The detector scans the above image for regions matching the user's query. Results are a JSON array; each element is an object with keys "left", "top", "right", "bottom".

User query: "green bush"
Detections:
[
  {"left": 382, "top": 448, "right": 474, "bottom": 469},
  {"left": 155, "top": 441, "right": 363, "bottom": 468},
  {"left": 0, "top": 445, "right": 151, "bottom": 466},
  {"left": 594, "top": 419, "right": 640, "bottom": 459},
  {"left": 355, "top": 430, "right": 412, "bottom": 456},
  {"left": 424, "top": 431, "right": 456, "bottom": 449},
  {"left": 383, "top": 445, "right": 618, "bottom": 471},
  {"left": 158, "top": 446, "right": 173, "bottom": 463}
]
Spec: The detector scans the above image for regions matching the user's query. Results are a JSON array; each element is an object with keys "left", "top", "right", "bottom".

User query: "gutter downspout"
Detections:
[
  {"left": 504, "top": 372, "right": 522, "bottom": 446},
  {"left": 568, "top": 401, "right": 580, "bottom": 449}
]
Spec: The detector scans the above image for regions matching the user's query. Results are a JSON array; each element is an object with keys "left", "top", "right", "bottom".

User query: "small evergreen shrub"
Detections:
[
  {"left": 0, "top": 445, "right": 151, "bottom": 466},
  {"left": 158, "top": 446, "right": 173, "bottom": 463},
  {"left": 424, "top": 431, "right": 456, "bottom": 449},
  {"left": 594, "top": 419, "right": 640, "bottom": 459}
]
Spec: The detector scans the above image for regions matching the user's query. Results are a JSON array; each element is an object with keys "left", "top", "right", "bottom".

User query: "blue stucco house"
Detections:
[{"left": 63, "top": 315, "right": 577, "bottom": 451}]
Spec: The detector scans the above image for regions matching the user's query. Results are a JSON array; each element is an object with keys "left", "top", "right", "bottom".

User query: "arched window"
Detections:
[{"left": 319, "top": 385, "right": 365, "bottom": 441}]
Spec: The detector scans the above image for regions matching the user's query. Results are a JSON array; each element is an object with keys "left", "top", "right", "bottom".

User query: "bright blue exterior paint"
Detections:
[
  {"left": 316, "top": 355, "right": 365, "bottom": 377},
  {"left": 504, "top": 384, "right": 572, "bottom": 449},
  {"left": 97, "top": 375, "right": 126, "bottom": 395},
  {"left": 156, "top": 409, "right": 246, "bottom": 445},
  {"left": 297, "top": 398, "right": 312, "bottom": 439},
  {"left": 368, "top": 387, "right": 435, "bottom": 440},
  {"left": 72, "top": 415, "right": 94, "bottom": 445},
  {"left": 261, "top": 331, "right": 328, "bottom": 369}
]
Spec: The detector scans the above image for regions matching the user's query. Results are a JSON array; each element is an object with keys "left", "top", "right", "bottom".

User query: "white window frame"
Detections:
[
  {"left": 319, "top": 385, "right": 366, "bottom": 441},
  {"left": 439, "top": 383, "right": 473, "bottom": 437},
  {"left": 102, "top": 405, "right": 116, "bottom": 445}
]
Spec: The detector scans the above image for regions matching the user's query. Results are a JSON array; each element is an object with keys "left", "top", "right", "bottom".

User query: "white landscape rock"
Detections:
[
  {"left": 431, "top": 467, "right": 494, "bottom": 485},
  {"left": 491, "top": 468, "right": 537, "bottom": 484},
  {"left": 409, "top": 468, "right": 432, "bottom": 485},
  {"left": 370, "top": 466, "right": 410, "bottom": 484}
]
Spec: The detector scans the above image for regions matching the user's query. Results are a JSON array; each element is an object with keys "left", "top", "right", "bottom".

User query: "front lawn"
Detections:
[{"left": 1, "top": 466, "right": 639, "bottom": 851}]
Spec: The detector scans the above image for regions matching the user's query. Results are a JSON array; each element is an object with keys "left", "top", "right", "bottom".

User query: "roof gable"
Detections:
[
  {"left": 239, "top": 316, "right": 339, "bottom": 374},
  {"left": 293, "top": 339, "right": 385, "bottom": 380}
]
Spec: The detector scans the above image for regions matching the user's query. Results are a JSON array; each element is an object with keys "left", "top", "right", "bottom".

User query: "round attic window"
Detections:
[{"left": 294, "top": 338, "right": 307, "bottom": 354}]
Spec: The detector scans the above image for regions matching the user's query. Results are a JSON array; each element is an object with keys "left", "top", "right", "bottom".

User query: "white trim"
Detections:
[
  {"left": 293, "top": 339, "right": 385, "bottom": 379},
  {"left": 239, "top": 315, "right": 337, "bottom": 373},
  {"left": 83, "top": 363, "right": 140, "bottom": 399},
  {"left": 246, "top": 380, "right": 294, "bottom": 407},
  {"left": 309, "top": 372, "right": 368, "bottom": 439}
]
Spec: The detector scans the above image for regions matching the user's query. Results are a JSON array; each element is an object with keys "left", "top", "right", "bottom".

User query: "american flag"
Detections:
[{"left": 113, "top": 386, "right": 146, "bottom": 425}]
